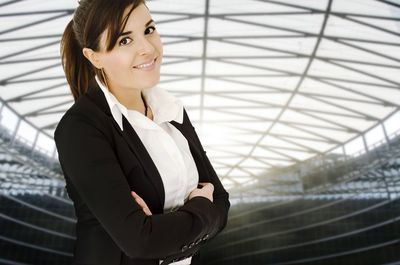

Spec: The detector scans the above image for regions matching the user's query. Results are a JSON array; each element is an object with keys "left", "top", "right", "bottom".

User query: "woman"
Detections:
[{"left": 54, "top": 0, "right": 230, "bottom": 264}]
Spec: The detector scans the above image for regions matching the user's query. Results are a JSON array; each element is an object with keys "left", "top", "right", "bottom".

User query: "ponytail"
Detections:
[{"left": 60, "top": 19, "right": 95, "bottom": 101}]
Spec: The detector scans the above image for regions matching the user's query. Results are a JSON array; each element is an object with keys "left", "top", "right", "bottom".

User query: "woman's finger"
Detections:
[
  {"left": 131, "top": 191, "right": 140, "bottom": 199},
  {"left": 131, "top": 191, "right": 152, "bottom": 215},
  {"left": 202, "top": 183, "right": 214, "bottom": 193},
  {"left": 139, "top": 201, "right": 152, "bottom": 216},
  {"left": 136, "top": 199, "right": 147, "bottom": 210},
  {"left": 143, "top": 206, "right": 152, "bottom": 216},
  {"left": 134, "top": 195, "right": 146, "bottom": 208},
  {"left": 131, "top": 191, "right": 145, "bottom": 204}
]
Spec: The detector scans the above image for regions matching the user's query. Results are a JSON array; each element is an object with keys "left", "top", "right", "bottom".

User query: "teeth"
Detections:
[{"left": 135, "top": 59, "right": 155, "bottom": 69}]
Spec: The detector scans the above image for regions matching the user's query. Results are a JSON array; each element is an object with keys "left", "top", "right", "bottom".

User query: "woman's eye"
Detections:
[
  {"left": 145, "top": 26, "right": 156, "bottom": 35},
  {"left": 119, "top": 37, "right": 132, "bottom": 46}
]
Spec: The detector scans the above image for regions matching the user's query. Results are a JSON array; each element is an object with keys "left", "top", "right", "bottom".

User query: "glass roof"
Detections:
[{"left": 1, "top": 0, "right": 399, "bottom": 190}]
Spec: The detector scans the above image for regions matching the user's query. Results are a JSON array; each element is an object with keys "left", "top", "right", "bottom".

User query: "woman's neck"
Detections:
[{"left": 109, "top": 85, "right": 147, "bottom": 116}]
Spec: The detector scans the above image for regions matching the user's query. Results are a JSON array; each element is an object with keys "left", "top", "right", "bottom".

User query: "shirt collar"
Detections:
[{"left": 95, "top": 75, "right": 183, "bottom": 131}]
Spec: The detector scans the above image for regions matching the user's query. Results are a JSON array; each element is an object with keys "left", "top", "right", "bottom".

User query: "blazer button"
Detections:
[
  {"left": 189, "top": 242, "right": 195, "bottom": 249},
  {"left": 202, "top": 234, "right": 209, "bottom": 241},
  {"left": 195, "top": 238, "right": 202, "bottom": 245},
  {"left": 181, "top": 244, "right": 188, "bottom": 252}
]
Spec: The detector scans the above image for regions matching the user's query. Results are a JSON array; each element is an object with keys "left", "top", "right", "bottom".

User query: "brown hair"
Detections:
[{"left": 60, "top": 0, "right": 145, "bottom": 101}]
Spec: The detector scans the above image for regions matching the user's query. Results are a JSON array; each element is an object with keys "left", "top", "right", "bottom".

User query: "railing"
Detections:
[
  {"left": 0, "top": 100, "right": 60, "bottom": 170},
  {"left": 231, "top": 128, "right": 400, "bottom": 204}
]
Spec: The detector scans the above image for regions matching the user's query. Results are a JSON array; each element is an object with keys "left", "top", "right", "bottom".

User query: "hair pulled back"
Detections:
[{"left": 60, "top": 0, "right": 145, "bottom": 101}]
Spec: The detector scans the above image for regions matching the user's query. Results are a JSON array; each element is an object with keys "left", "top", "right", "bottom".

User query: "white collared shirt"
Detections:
[{"left": 95, "top": 76, "right": 198, "bottom": 265}]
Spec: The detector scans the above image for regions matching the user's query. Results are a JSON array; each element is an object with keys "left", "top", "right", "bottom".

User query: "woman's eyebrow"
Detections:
[
  {"left": 145, "top": 19, "right": 155, "bottom": 27},
  {"left": 119, "top": 19, "right": 155, "bottom": 37}
]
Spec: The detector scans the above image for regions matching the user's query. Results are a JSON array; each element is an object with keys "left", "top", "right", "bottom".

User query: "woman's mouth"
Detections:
[{"left": 133, "top": 58, "right": 157, "bottom": 71}]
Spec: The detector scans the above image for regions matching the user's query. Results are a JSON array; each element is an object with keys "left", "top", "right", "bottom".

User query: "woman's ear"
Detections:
[{"left": 82, "top": 47, "right": 102, "bottom": 69}]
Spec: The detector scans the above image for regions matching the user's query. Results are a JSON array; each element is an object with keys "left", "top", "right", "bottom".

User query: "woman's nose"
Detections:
[{"left": 136, "top": 36, "right": 155, "bottom": 55}]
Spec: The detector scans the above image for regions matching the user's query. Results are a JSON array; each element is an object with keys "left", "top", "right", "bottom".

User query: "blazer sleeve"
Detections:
[
  {"left": 54, "top": 113, "right": 222, "bottom": 260},
  {"left": 183, "top": 109, "right": 231, "bottom": 239}
]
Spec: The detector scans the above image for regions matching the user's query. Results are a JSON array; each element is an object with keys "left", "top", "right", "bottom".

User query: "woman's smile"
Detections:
[{"left": 133, "top": 57, "right": 157, "bottom": 71}]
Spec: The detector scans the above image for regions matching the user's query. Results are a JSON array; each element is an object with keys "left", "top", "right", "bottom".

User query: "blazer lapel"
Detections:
[
  {"left": 120, "top": 116, "right": 165, "bottom": 211},
  {"left": 169, "top": 119, "right": 211, "bottom": 183},
  {"left": 86, "top": 85, "right": 165, "bottom": 210}
]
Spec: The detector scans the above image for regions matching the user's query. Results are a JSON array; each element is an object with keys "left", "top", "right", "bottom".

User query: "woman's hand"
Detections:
[
  {"left": 131, "top": 191, "right": 152, "bottom": 216},
  {"left": 189, "top": 182, "right": 214, "bottom": 202}
]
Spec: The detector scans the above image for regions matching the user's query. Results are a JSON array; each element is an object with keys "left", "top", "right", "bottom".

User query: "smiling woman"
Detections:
[
  {"left": 81, "top": 4, "right": 163, "bottom": 114},
  {"left": 56, "top": 0, "right": 230, "bottom": 265}
]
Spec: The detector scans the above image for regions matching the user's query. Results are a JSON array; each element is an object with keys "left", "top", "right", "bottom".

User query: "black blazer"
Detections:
[{"left": 54, "top": 83, "right": 230, "bottom": 265}]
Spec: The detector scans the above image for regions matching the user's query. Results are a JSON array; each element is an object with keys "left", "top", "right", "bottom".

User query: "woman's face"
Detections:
[{"left": 97, "top": 3, "right": 163, "bottom": 92}]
